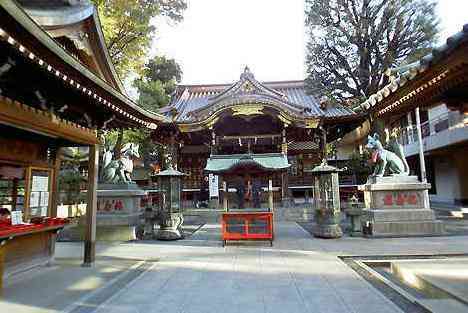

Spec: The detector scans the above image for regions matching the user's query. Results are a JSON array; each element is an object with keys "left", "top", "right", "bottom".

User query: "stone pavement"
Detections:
[
  {"left": 4, "top": 222, "right": 468, "bottom": 313},
  {"left": 59, "top": 222, "right": 468, "bottom": 313}
]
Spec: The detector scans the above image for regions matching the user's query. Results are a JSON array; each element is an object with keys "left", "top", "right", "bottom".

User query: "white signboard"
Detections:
[
  {"left": 40, "top": 191, "right": 49, "bottom": 207},
  {"left": 30, "top": 191, "right": 40, "bottom": 207},
  {"left": 31, "top": 176, "right": 48, "bottom": 191},
  {"left": 40, "top": 206, "right": 48, "bottom": 217},
  {"left": 11, "top": 211, "right": 23, "bottom": 225},
  {"left": 208, "top": 174, "right": 219, "bottom": 198}
]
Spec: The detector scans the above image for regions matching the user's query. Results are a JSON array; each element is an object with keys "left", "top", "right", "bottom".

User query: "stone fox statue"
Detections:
[
  {"left": 101, "top": 143, "right": 140, "bottom": 184},
  {"left": 366, "top": 133, "right": 409, "bottom": 177}
]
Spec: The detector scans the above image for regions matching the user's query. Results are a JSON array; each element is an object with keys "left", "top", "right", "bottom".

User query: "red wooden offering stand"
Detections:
[{"left": 221, "top": 211, "right": 273, "bottom": 246}]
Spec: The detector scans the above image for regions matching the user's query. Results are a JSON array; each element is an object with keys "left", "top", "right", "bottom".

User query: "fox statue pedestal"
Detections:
[
  {"left": 96, "top": 184, "right": 146, "bottom": 241},
  {"left": 359, "top": 176, "right": 443, "bottom": 237}
]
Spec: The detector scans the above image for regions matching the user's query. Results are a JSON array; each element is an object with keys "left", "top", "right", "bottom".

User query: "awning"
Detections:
[{"left": 205, "top": 153, "right": 290, "bottom": 174}]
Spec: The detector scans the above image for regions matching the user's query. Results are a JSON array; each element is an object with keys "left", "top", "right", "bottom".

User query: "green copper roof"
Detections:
[{"left": 205, "top": 153, "right": 290, "bottom": 174}]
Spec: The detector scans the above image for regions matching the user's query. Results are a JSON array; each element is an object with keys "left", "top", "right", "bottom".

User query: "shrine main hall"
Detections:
[{"left": 154, "top": 67, "right": 363, "bottom": 209}]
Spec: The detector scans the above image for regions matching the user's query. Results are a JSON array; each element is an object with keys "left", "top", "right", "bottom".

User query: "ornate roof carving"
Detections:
[{"left": 162, "top": 67, "right": 356, "bottom": 128}]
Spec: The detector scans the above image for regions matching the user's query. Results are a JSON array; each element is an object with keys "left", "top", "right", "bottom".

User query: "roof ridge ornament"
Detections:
[{"left": 240, "top": 65, "right": 254, "bottom": 80}]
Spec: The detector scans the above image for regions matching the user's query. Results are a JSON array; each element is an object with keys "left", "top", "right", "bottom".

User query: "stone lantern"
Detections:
[
  {"left": 155, "top": 166, "right": 186, "bottom": 240},
  {"left": 310, "top": 160, "right": 343, "bottom": 238}
]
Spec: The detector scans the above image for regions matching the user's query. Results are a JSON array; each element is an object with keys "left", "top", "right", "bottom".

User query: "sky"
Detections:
[{"left": 151, "top": 0, "right": 468, "bottom": 85}]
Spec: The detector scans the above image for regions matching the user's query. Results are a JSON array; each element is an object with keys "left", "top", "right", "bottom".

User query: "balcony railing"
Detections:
[{"left": 394, "top": 111, "right": 466, "bottom": 147}]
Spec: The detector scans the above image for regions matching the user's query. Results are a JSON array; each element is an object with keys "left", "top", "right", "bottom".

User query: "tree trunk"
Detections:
[{"left": 113, "top": 128, "right": 124, "bottom": 160}]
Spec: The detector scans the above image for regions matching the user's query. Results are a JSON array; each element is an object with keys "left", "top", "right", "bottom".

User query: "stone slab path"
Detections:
[
  {"left": 5, "top": 222, "right": 468, "bottom": 313},
  {"left": 90, "top": 222, "right": 404, "bottom": 313}
]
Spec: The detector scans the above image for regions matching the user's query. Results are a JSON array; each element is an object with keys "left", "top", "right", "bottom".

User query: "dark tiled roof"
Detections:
[
  {"left": 357, "top": 23, "right": 468, "bottom": 112},
  {"left": 163, "top": 67, "right": 355, "bottom": 123}
]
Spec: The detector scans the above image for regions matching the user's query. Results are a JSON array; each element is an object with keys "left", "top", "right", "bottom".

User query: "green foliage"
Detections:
[
  {"left": 59, "top": 149, "right": 87, "bottom": 204},
  {"left": 104, "top": 128, "right": 160, "bottom": 169},
  {"left": 305, "top": 0, "right": 439, "bottom": 102},
  {"left": 134, "top": 56, "right": 183, "bottom": 111},
  {"left": 344, "top": 151, "right": 372, "bottom": 184},
  {"left": 92, "top": 0, "right": 187, "bottom": 79}
]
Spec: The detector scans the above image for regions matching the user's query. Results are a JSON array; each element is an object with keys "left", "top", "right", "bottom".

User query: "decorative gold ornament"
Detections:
[
  {"left": 178, "top": 124, "right": 192, "bottom": 133},
  {"left": 206, "top": 116, "right": 219, "bottom": 129},
  {"left": 231, "top": 104, "right": 264, "bottom": 116},
  {"left": 241, "top": 81, "right": 254, "bottom": 93},
  {"left": 278, "top": 114, "right": 292, "bottom": 126},
  {"left": 305, "top": 118, "right": 319, "bottom": 128}
]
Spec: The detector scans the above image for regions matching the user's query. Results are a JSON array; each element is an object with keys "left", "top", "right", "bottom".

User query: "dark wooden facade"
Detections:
[
  {"left": 154, "top": 67, "right": 363, "bottom": 208},
  {"left": 0, "top": 0, "right": 165, "bottom": 289}
]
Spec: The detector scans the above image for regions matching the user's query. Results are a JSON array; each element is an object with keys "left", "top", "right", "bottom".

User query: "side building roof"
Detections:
[{"left": 357, "top": 23, "right": 468, "bottom": 116}]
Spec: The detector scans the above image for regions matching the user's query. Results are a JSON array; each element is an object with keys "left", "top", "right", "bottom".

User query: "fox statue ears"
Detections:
[{"left": 367, "top": 133, "right": 380, "bottom": 142}]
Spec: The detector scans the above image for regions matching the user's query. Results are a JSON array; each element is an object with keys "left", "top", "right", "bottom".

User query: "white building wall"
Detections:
[
  {"left": 430, "top": 156, "right": 460, "bottom": 204},
  {"left": 334, "top": 144, "right": 356, "bottom": 161},
  {"left": 428, "top": 104, "right": 448, "bottom": 121}
]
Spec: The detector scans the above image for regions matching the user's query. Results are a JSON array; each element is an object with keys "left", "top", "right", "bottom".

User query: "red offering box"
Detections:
[
  {"left": 221, "top": 212, "right": 274, "bottom": 245},
  {"left": 45, "top": 217, "right": 69, "bottom": 225}
]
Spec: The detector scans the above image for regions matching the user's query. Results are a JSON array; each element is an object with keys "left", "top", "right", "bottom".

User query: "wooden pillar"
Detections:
[
  {"left": 50, "top": 147, "right": 63, "bottom": 218},
  {"left": 268, "top": 178, "right": 274, "bottom": 212},
  {"left": 222, "top": 181, "right": 228, "bottom": 211},
  {"left": 281, "top": 172, "right": 289, "bottom": 203},
  {"left": 169, "top": 134, "right": 178, "bottom": 170},
  {"left": 281, "top": 128, "right": 287, "bottom": 154},
  {"left": 211, "top": 130, "right": 217, "bottom": 155},
  {"left": 0, "top": 242, "right": 5, "bottom": 295},
  {"left": 83, "top": 144, "right": 98, "bottom": 267},
  {"left": 321, "top": 126, "right": 327, "bottom": 162}
]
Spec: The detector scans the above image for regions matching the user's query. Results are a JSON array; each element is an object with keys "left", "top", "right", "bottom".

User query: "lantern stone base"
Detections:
[
  {"left": 313, "top": 224, "right": 343, "bottom": 238},
  {"left": 156, "top": 212, "right": 184, "bottom": 241},
  {"left": 359, "top": 176, "right": 444, "bottom": 237},
  {"left": 345, "top": 208, "right": 363, "bottom": 237},
  {"left": 313, "top": 211, "right": 343, "bottom": 239}
]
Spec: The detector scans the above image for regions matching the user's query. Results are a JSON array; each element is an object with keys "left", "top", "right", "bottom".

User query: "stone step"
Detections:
[
  {"left": 368, "top": 220, "right": 444, "bottom": 237},
  {"left": 366, "top": 209, "right": 436, "bottom": 222},
  {"left": 392, "top": 259, "right": 468, "bottom": 310}
]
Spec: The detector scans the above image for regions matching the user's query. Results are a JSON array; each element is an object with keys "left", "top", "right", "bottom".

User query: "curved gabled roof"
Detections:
[
  {"left": 0, "top": 0, "right": 170, "bottom": 128},
  {"left": 162, "top": 67, "right": 356, "bottom": 124},
  {"left": 18, "top": 0, "right": 125, "bottom": 93}
]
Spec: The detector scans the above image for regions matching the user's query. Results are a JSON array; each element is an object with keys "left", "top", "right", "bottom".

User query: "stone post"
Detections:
[{"left": 415, "top": 107, "right": 430, "bottom": 209}]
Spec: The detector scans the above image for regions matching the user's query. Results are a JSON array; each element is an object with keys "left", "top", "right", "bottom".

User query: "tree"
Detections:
[
  {"left": 92, "top": 0, "right": 187, "bottom": 79},
  {"left": 134, "top": 56, "right": 183, "bottom": 111},
  {"left": 305, "top": 0, "right": 438, "bottom": 104}
]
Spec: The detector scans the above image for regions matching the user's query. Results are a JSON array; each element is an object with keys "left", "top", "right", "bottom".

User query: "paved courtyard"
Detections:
[{"left": 3, "top": 221, "right": 468, "bottom": 313}]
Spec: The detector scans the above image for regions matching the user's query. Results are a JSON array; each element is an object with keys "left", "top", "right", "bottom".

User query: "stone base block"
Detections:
[
  {"left": 96, "top": 225, "right": 138, "bottom": 241},
  {"left": 59, "top": 224, "right": 137, "bottom": 241},
  {"left": 156, "top": 228, "right": 182, "bottom": 240},
  {"left": 313, "top": 224, "right": 343, "bottom": 239},
  {"left": 366, "top": 220, "right": 444, "bottom": 237},
  {"left": 96, "top": 213, "right": 141, "bottom": 226},
  {"left": 366, "top": 209, "right": 436, "bottom": 222}
]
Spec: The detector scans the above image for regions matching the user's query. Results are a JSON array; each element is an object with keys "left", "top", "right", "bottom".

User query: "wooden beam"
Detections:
[
  {"left": 83, "top": 144, "right": 98, "bottom": 267},
  {"left": 0, "top": 96, "right": 98, "bottom": 145}
]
